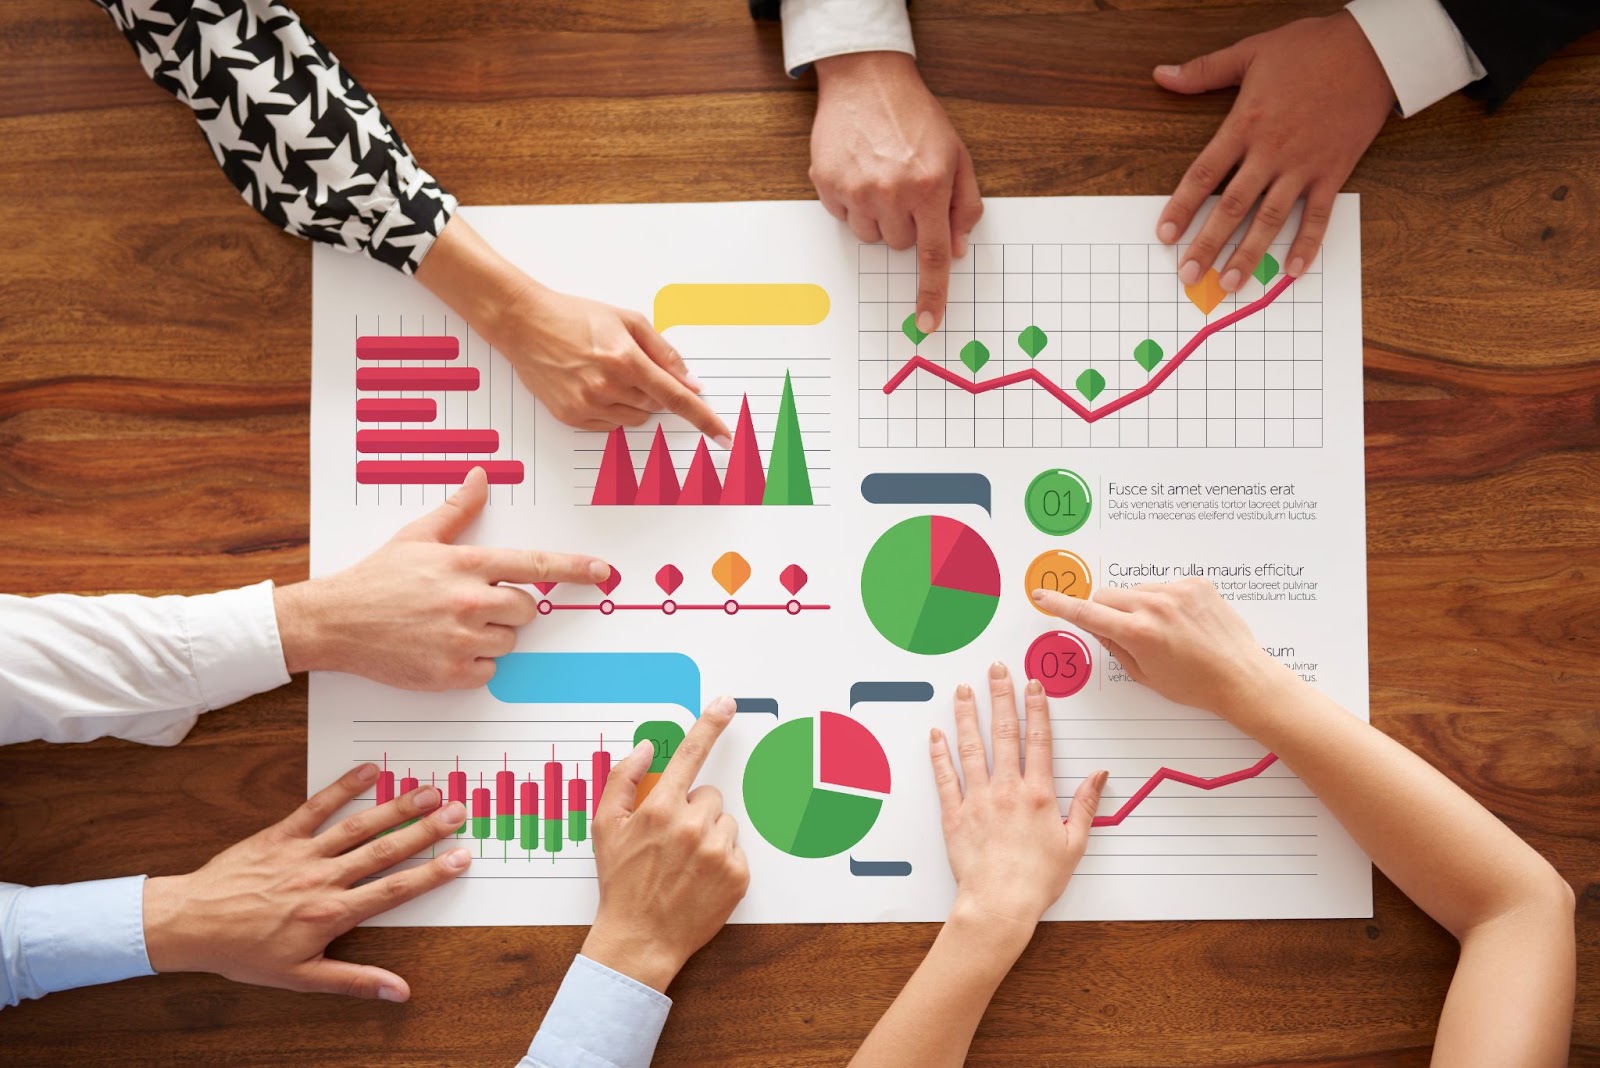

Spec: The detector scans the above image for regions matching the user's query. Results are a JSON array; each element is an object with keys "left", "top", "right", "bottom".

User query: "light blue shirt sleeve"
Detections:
[
  {"left": 520, "top": 955, "right": 673, "bottom": 1068},
  {"left": 0, "top": 876, "right": 154, "bottom": 1009}
]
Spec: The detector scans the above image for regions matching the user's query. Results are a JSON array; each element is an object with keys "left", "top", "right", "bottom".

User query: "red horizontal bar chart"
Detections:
[
  {"left": 357, "top": 367, "right": 480, "bottom": 391},
  {"left": 357, "top": 336, "right": 460, "bottom": 360},
  {"left": 357, "top": 398, "right": 437, "bottom": 422},
  {"left": 357, "top": 460, "right": 525, "bottom": 485},
  {"left": 356, "top": 429, "right": 500, "bottom": 453}
]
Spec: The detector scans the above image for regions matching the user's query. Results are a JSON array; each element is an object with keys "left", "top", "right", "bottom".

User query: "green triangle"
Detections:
[
  {"left": 960, "top": 340, "right": 990, "bottom": 376},
  {"left": 1253, "top": 253, "right": 1280, "bottom": 286},
  {"left": 762, "top": 371, "right": 813, "bottom": 506},
  {"left": 1017, "top": 325, "right": 1048, "bottom": 359},
  {"left": 1076, "top": 368, "right": 1106, "bottom": 401},
  {"left": 1133, "top": 338, "right": 1164, "bottom": 372},
  {"left": 901, "top": 313, "right": 928, "bottom": 346}
]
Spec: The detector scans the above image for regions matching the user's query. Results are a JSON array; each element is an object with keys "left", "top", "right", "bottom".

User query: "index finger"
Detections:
[
  {"left": 277, "top": 763, "right": 380, "bottom": 839},
  {"left": 633, "top": 356, "right": 733, "bottom": 447},
  {"left": 914, "top": 197, "right": 953, "bottom": 334},
  {"left": 654, "top": 695, "right": 736, "bottom": 796},
  {"left": 471, "top": 547, "right": 611, "bottom": 587},
  {"left": 1033, "top": 589, "right": 1137, "bottom": 645}
]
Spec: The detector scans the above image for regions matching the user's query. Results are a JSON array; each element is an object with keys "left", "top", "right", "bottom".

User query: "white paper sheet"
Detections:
[{"left": 310, "top": 196, "right": 1371, "bottom": 925}]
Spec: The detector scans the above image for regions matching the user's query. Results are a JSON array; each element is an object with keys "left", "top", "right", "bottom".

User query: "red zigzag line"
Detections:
[
  {"left": 882, "top": 275, "right": 1297, "bottom": 423},
  {"left": 1088, "top": 753, "right": 1282, "bottom": 828}
]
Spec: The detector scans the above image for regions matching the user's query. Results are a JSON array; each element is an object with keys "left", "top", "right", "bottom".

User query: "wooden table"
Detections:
[{"left": 1, "top": 2, "right": 1595, "bottom": 1064}]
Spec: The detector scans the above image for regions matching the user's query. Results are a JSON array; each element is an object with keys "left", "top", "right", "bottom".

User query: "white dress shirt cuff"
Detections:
[
  {"left": 7, "top": 877, "right": 153, "bottom": 1004},
  {"left": 779, "top": 0, "right": 915, "bottom": 77},
  {"left": 521, "top": 954, "right": 672, "bottom": 1068},
  {"left": 184, "top": 580, "right": 290, "bottom": 711},
  {"left": 1346, "top": 0, "right": 1487, "bottom": 117}
]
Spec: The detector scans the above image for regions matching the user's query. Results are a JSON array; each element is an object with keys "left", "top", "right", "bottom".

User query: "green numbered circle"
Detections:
[{"left": 1025, "top": 469, "right": 1092, "bottom": 536}]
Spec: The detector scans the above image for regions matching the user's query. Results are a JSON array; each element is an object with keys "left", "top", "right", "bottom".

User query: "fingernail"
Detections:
[
  {"left": 628, "top": 739, "right": 654, "bottom": 763},
  {"left": 916, "top": 310, "right": 934, "bottom": 334},
  {"left": 988, "top": 661, "right": 1007, "bottom": 678},
  {"left": 1157, "top": 221, "right": 1178, "bottom": 244},
  {"left": 1026, "top": 678, "right": 1044, "bottom": 696},
  {"left": 713, "top": 433, "right": 733, "bottom": 451},
  {"left": 439, "top": 802, "right": 466, "bottom": 824},
  {"left": 443, "top": 848, "right": 472, "bottom": 870},
  {"left": 929, "top": 727, "right": 941, "bottom": 744},
  {"left": 589, "top": 561, "right": 611, "bottom": 582},
  {"left": 1094, "top": 770, "right": 1110, "bottom": 790},
  {"left": 685, "top": 374, "right": 705, "bottom": 392},
  {"left": 1032, "top": 589, "right": 1047, "bottom": 602},
  {"left": 710, "top": 694, "right": 736, "bottom": 718},
  {"left": 1178, "top": 260, "right": 1201, "bottom": 285},
  {"left": 1220, "top": 268, "right": 1242, "bottom": 292},
  {"left": 415, "top": 786, "right": 441, "bottom": 809},
  {"left": 955, "top": 682, "right": 972, "bottom": 699},
  {"left": 1288, "top": 257, "right": 1305, "bottom": 277},
  {"left": 378, "top": 985, "right": 407, "bottom": 1003},
  {"left": 356, "top": 763, "right": 380, "bottom": 784},
  {"left": 1156, "top": 64, "right": 1181, "bottom": 78}
]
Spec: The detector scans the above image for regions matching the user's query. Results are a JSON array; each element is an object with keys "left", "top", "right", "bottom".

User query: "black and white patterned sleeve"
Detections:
[{"left": 92, "top": 0, "right": 457, "bottom": 275}]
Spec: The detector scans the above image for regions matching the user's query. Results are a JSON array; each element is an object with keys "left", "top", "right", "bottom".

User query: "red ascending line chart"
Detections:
[
  {"left": 352, "top": 314, "right": 530, "bottom": 500},
  {"left": 858, "top": 241, "right": 1325, "bottom": 449},
  {"left": 1088, "top": 753, "right": 1280, "bottom": 828}
]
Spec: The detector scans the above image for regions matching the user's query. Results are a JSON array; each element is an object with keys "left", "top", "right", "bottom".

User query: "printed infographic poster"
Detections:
[{"left": 309, "top": 196, "right": 1371, "bottom": 925}]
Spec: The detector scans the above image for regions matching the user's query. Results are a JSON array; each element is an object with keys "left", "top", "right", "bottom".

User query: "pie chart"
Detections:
[
  {"left": 743, "top": 712, "right": 890, "bottom": 858},
  {"left": 860, "top": 515, "right": 1001, "bottom": 654}
]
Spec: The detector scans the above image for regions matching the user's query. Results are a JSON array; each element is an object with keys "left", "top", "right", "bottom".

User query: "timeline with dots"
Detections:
[{"left": 309, "top": 197, "right": 1371, "bottom": 925}]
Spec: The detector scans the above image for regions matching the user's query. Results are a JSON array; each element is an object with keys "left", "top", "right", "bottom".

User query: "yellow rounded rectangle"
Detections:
[{"left": 653, "top": 283, "right": 831, "bottom": 332}]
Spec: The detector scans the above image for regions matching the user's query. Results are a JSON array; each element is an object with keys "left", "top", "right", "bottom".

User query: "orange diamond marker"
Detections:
[
  {"left": 1184, "top": 268, "right": 1227, "bottom": 315},
  {"left": 711, "top": 551, "right": 752, "bottom": 596}
]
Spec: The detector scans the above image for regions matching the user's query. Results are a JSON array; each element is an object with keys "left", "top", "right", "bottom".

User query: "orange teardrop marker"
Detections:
[
  {"left": 711, "top": 551, "right": 752, "bottom": 596},
  {"left": 1184, "top": 268, "right": 1227, "bottom": 315}
]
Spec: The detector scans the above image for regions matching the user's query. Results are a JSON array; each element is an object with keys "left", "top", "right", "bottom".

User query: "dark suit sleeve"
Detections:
[
  {"left": 1439, "top": 0, "right": 1600, "bottom": 107},
  {"left": 748, "top": 0, "right": 779, "bottom": 19}
]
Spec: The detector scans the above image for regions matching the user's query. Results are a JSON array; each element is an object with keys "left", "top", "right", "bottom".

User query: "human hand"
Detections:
[
  {"left": 274, "top": 467, "right": 610, "bottom": 689},
  {"left": 413, "top": 214, "right": 729, "bottom": 440},
  {"left": 581, "top": 697, "right": 748, "bottom": 992},
  {"left": 142, "top": 763, "right": 470, "bottom": 1001},
  {"left": 1034, "top": 579, "right": 1297, "bottom": 718},
  {"left": 1154, "top": 12, "right": 1394, "bottom": 290},
  {"left": 812, "top": 51, "right": 983, "bottom": 334},
  {"left": 930, "top": 663, "right": 1106, "bottom": 938}
]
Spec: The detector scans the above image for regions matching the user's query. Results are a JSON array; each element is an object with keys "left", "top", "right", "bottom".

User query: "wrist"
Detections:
[
  {"left": 272, "top": 580, "right": 338, "bottom": 675},
  {"left": 814, "top": 50, "right": 920, "bottom": 95},
  {"left": 414, "top": 215, "right": 541, "bottom": 346},
  {"left": 1219, "top": 657, "right": 1308, "bottom": 733},
  {"left": 580, "top": 920, "right": 687, "bottom": 994},
  {"left": 947, "top": 892, "right": 1038, "bottom": 963},
  {"left": 142, "top": 875, "right": 199, "bottom": 974}
]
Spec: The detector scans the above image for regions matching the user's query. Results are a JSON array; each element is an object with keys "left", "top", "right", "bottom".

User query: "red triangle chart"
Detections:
[
  {"left": 720, "top": 396, "right": 766, "bottom": 505},
  {"left": 590, "top": 394, "right": 787, "bottom": 507},
  {"left": 928, "top": 517, "right": 1002, "bottom": 597},
  {"left": 680, "top": 439, "right": 722, "bottom": 504},
  {"left": 817, "top": 711, "right": 892, "bottom": 795},
  {"left": 591, "top": 424, "right": 640, "bottom": 505},
  {"left": 636, "top": 425, "right": 681, "bottom": 505}
]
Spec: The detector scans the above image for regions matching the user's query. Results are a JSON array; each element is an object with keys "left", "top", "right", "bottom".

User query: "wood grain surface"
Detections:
[{"left": 1, "top": 1, "right": 1596, "bottom": 1064}]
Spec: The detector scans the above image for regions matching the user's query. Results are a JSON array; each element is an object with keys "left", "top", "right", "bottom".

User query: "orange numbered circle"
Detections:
[{"left": 1025, "top": 550, "right": 1091, "bottom": 613}]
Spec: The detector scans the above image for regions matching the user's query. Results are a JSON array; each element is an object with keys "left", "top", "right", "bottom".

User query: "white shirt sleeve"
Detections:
[
  {"left": 0, "top": 877, "right": 153, "bottom": 1009},
  {"left": 1346, "top": 0, "right": 1487, "bottom": 117},
  {"left": 0, "top": 580, "right": 289, "bottom": 747},
  {"left": 778, "top": 0, "right": 915, "bottom": 77}
]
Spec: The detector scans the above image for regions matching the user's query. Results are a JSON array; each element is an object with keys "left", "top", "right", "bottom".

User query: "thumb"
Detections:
[
  {"left": 1153, "top": 41, "right": 1251, "bottom": 94},
  {"left": 392, "top": 467, "right": 487, "bottom": 544},
  {"left": 1064, "top": 769, "right": 1109, "bottom": 851},
  {"left": 290, "top": 958, "right": 410, "bottom": 1002},
  {"left": 596, "top": 739, "right": 655, "bottom": 823}
]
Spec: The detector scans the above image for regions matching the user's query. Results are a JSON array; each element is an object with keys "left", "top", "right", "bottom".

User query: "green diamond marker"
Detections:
[
  {"left": 1133, "top": 338, "right": 1164, "bottom": 372},
  {"left": 1076, "top": 368, "right": 1106, "bottom": 401},
  {"left": 960, "top": 340, "right": 990, "bottom": 377},
  {"left": 1017, "top": 325, "right": 1048, "bottom": 359},
  {"left": 1253, "top": 253, "right": 1280, "bottom": 286},
  {"left": 901, "top": 312, "right": 928, "bottom": 345}
]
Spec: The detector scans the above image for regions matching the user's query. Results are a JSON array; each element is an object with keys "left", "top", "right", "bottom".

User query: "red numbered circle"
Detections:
[{"left": 1025, "top": 631, "right": 1092, "bottom": 698}]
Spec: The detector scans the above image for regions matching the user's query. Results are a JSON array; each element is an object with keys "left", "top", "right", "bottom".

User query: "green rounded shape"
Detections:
[
  {"left": 860, "top": 515, "right": 1000, "bottom": 655},
  {"left": 743, "top": 718, "right": 882, "bottom": 858},
  {"left": 634, "top": 720, "right": 685, "bottom": 773},
  {"left": 1025, "top": 469, "right": 1093, "bottom": 536}
]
